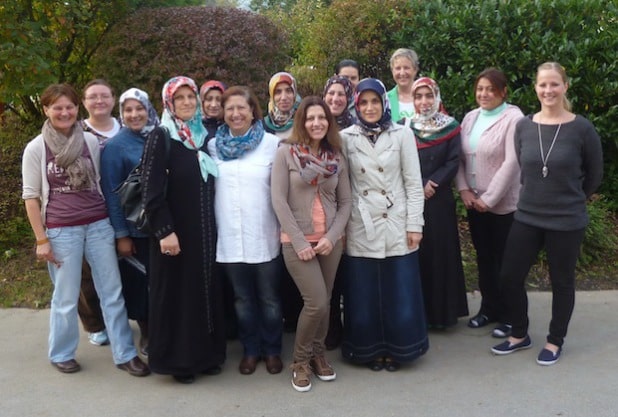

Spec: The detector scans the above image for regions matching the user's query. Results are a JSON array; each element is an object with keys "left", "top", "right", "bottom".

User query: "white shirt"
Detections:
[{"left": 207, "top": 132, "right": 281, "bottom": 263}]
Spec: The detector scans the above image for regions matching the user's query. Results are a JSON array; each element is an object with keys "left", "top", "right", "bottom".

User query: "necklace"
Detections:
[{"left": 537, "top": 122, "right": 561, "bottom": 178}]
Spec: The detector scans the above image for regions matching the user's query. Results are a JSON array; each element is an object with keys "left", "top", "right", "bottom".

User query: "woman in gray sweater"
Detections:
[{"left": 490, "top": 62, "right": 603, "bottom": 366}]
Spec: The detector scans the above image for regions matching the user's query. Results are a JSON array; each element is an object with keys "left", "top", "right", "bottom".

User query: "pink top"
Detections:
[
  {"left": 281, "top": 193, "right": 326, "bottom": 243},
  {"left": 456, "top": 104, "right": 523, "bottom": 214}
]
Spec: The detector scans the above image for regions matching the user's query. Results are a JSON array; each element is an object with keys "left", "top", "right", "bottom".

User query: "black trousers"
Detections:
[
  {"left": 467, "top": 210, "right": 514, "bottom": 322},
  {"left": 500, "top": 220, "right": 585, "bottom": 347}
]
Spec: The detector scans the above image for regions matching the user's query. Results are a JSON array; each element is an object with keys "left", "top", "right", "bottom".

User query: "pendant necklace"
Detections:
[{"left": 537, "top": 122, "right": 561, "bottom": 178}]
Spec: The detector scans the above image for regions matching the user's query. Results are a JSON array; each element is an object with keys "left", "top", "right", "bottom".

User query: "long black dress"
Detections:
[
  {"left": 142, "top": 127, "right": 225, "bottom": 375},
  {"left": 417, "top": 136, "right": 469, "bottom": 328}
]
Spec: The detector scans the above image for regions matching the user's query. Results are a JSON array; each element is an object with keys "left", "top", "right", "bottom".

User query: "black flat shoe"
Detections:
[
  {"left": 173, "top": 374, "right": 195, "bottom": 384},
  {"left": 467, "top": 313, "right": 494, "bottom": 328},
  {"left": 367, "top": 358, "right": 384, "bottom": 371},
  {"left": 384, "top": 357, "right": 401, "bottom": 372},
  {"left": 202, "top": 366, "right": 222, "bottom": 376}
]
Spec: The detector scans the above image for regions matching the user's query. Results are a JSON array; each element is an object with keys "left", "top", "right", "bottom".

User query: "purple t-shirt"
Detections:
[{"left": 45, "top": 144, "right": 108, "bottom": 228}]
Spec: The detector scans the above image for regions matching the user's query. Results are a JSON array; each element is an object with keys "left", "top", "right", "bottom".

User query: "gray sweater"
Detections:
[{"left": 514, "top": 115, "right": 603, "bottom": 231}]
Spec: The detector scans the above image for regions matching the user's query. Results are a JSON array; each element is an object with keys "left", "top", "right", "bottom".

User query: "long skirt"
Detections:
[{"left": 342, "top": 252, "right": 429, "bottom": 364}]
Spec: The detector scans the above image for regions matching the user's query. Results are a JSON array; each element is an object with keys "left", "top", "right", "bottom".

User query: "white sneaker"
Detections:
[{"left": 88, "top": 330, "right": 109, "bottom": 346}]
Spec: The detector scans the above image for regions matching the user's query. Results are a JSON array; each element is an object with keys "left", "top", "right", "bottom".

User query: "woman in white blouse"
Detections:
[{"left": 208, "top": 86, "right": 283, "bottom": 376}]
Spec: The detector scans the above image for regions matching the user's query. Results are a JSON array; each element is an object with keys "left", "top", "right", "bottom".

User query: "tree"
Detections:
[
  {"left": 91, "top": 6, "right": 291, "bottom": 109},
  {"left": 0, "top": 0, "right": 204, "bottom": 122}
]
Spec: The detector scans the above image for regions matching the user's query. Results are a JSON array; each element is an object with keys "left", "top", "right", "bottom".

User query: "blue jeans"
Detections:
[
  {"left": 46, "top": 218, "right": 137, "bottom": 364},
  {"left": 221, "top": 258, "right": 283, "bottom": 357}
]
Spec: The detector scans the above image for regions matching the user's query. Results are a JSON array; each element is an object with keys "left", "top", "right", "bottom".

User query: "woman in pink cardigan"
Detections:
[{"left": 456, "top": 68, "right": 523, "bottom": 338}]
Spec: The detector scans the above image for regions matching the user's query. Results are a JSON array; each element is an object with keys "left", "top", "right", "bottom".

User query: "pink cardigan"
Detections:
[{"left": 455, "top": 104, "right": 523, "bottom": 214}]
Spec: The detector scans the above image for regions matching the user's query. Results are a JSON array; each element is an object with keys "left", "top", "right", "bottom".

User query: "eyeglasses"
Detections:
[{"left": 84, "top": 94, "right": 113, "bottom": 101}]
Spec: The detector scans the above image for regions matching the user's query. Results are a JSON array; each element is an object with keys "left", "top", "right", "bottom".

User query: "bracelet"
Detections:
[{"left": 36, "top": 238, "right": 49, "bottom": 245}]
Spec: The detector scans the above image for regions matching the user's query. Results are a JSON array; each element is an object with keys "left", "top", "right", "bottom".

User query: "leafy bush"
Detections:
[
  {"left": 91, "top": 6, "right": 292, "bottom": 110},
  {"left": 289, "top": 0, "right": 618, "bottom": 205},
  {"left": 580, "top": 195, "right": 618, "bottom": 267}
]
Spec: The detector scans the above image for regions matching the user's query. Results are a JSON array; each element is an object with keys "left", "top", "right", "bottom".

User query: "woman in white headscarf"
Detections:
[{"left": 100, "top": 87, "right": 159, "bottom": 356}]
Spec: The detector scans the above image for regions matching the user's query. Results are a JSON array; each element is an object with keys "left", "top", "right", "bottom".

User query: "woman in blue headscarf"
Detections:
[
  {"left": 340, "top": 78, "right": 428, "bottom": 372},
  {"left": 141, "top": 76, "right": 225, "bottom": 384},
  {"left": 100, "top": 88, "right": 159, "bottom": 357}
]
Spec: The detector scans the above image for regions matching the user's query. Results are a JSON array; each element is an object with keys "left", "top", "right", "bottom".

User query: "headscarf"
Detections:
[
  {"left": 409, "top": 77, "right": 460, "bottom": 149},
  {"left": 264, "top": 72, "right": 302, "bottom": 132},
  {"left": 160, "top": 76, "right": 218, "bottom": 181},
  {"left": 119, "top": 88, "right": 160, "bottom": 138},
  {"left": 199, "top": 80, "right": 226, "bottom": 102},
  {"left": 354, "top": 78, "right": 392, "bottom": 136},
  {"left": 323, "top": 75, "right": 356, "bottom": 130}
]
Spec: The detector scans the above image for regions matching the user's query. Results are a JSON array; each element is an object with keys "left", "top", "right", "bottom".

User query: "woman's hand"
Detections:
[
  {"left": 473, "top": 198, "right": 489, "bottom": 213},
  {"left": 160, "top": 232, "right": 181, "bottom": 256},
  {"left": 407, "top": 232, "right": 423, "bottom": 250},
  {"left": 116, "top": 237, "right": 135, "bottom": 258},
  {"left": 36, "top": 242, "right": 61, "bottom": 268},
  {"left": 313, "top": 237, "right": 334, "bottom": 257},
  {"left": 459, "top": 189, "right": 477, "bottom": 210},
  {"left": 424, "top": 180, "right": 438, "bottom": 199},
  {"left": 296, "top": 245, "right": 316, "bottom": 261}
]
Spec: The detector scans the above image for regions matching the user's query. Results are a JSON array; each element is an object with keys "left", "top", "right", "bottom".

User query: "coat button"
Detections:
[
  {"left": 363, "top": 190, "right": 368, "bottom": 196},
  {"left": 361, "top": 168, "right": 366, "bottom": 173},
  {"left": 381, "top": 190, "right": 386, "bottom": 195},
  {"left": 382, "top": 213, "right": 388, "bottom": 218},
  {"left": 378, "top": 167, "right": 384, "bottom": 172}
]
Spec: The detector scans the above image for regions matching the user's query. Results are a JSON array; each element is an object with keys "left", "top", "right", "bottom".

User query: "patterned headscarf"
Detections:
[
  {"left": 160, "top": 76, "right": 218, "bottom": 180},
  {"left": 199, "top": 80, "right": 226, "bottom": 102},
  {"left": 119, "top": 88, "right": 160, "bottom": 138},
  {"left": 410, "top": 77, "right": 460, "bottom": 149},
  {"left": 354, "top": 78, "right": 392, "bottom": 134},
  {"left": 264, "top": 72, "right": 302, "bottom": 132},
  {"left": 323, "top": 75, "right": 355, "bottom": 130}
]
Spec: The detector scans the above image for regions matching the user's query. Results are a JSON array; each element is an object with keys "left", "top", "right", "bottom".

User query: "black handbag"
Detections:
[{"left": 114, "top": 130, "right": 170, "bottom": 233}]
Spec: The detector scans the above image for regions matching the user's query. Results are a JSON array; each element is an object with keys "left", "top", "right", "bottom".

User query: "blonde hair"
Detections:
[
  {"left": 536, "top": 62, "right": 572, "bottom": 111},
  {"left": 389, "top": 48, "right": 419, "bottom": 71}
]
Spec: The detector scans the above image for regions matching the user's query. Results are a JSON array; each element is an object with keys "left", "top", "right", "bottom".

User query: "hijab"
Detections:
[
  {"left": 409, "top": 77, "right": 460, "bottom": 149},
  {"left": 119, "top": 88, "right": 160, "bottom": 138},
  {"left": 160, "top": 76, "right": 218, "bottom": 181},
  {"left": 354, "top": 78, "right": 392, "bottom": 136},
  {"left": 323, "top": 75, "right": 356, "bottom": 130},
  {"left": 264, "top": 72, "right": 302, "bottom": 132},
  {"left": 199, "top": 80, "right": 226, "bottom": 103}
]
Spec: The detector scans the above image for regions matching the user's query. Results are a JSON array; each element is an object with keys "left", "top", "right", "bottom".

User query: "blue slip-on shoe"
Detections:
[
  {"left": 536, "top": 347, "right": 562, "bottom": 366},
  {"left": 492, "top": 323, "right": 513, "bottom": 338},
  {"left": 491, "top": 335, "right": 532, "bottom": 355}
]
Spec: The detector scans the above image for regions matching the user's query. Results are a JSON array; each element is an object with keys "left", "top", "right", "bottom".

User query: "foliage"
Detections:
[
  {"left": 580, "top": 196, "right": 618, "bottom": 266},
  {"left": 91, "top": 6, "right": 291, "bottom": 110},
  {"left": 287, "top": 0, "right": 618, "bottom": 204},
  {"left": 0, "top": 0, "right": 205, "bottom": 123}
]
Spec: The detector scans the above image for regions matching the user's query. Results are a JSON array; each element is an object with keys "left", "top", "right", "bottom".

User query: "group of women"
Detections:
[{"left": 22, "top": 47, "right": 603, "bottom": 390}]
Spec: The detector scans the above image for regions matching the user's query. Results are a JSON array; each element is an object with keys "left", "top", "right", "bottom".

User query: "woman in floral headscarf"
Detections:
[
  {"left": 263, "top": 71, "right": 302, "bottom": 140},
  {"left": 141, "top": 76, "right": 225, "bottom": 384},
  {"left": 407, "top": 77, "right": 469, "bottom": 329},
  {"left": 340, "top": 78, "right": 428, "bottom": 372},
  {"left": 100, "top": 88, "right": 159, "bottom": 356},
  {"left": 200, "top": 80, "right": 226, "bottom": 139}
]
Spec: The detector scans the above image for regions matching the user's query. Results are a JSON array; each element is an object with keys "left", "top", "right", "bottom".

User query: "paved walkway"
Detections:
[{"left": 1, "top": 291, "right": 617, "bottom": 417}]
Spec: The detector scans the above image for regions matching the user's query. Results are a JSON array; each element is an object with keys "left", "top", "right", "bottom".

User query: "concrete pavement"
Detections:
[{"left": 1, "top": 291, "right": 617, "bottom": 417}]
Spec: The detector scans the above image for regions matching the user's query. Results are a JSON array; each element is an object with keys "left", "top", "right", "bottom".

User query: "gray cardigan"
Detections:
[{"left": 22, "top": 132, "right": 102, "bottom": 224}]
